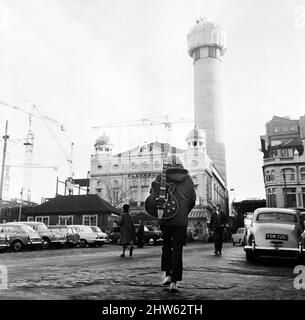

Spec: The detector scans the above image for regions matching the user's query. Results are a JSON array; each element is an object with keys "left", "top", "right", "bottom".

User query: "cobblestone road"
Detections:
[{"left": 0, "top": 242, "right": 304, "bottom": 300}]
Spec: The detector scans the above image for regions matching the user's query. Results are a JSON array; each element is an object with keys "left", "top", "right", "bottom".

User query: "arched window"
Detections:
[
  {"left": 270, "top": 170, "right": 275, "bottom": 181},
  {"left": 265, "top": 170, "right": 270, "bottom": 182},
  {"left": 300, "top": 167, "right": 305, "bottom": 181}
]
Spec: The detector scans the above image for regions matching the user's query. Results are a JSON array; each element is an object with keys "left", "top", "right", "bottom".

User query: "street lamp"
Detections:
[{"left": 282, "top": 169, "right": 287, "bottom": 208}]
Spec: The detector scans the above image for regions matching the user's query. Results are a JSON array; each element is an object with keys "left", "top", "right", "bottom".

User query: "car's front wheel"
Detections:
[
  {"left": 42, "top": 238, "right": 51, "bottom": 250},
  {"left": 80, "top": 239, "right": 88, "bottom": 248},
  {"left": 12, "top": 240, "right": 23, "bottom": 252}
]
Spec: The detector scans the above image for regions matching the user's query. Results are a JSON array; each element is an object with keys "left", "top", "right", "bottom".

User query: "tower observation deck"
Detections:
[{"left": 187, "top": 17, "right": 227, "bottom": 182}]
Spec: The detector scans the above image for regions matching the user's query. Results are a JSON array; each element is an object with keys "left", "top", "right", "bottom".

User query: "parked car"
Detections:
[
  {"left": 111, "top": 224, "right": 162, "bottom": 245},
  {"left": 0, "top": 232, "right": 10, "bottom": 251},
  {"left": 110, "top": 226, "right": 121, "bottom": 244},
  {"left": 70, "top": 225, "right": 108, "bottom": 247},
  {"left": 90, "top": 226, "right": 110, "bottom": 245},
  {"left": 12, "top": 222, "right": 66, "bottom": 249},
  {"left": 232, "top": 228, "right": 247, "bottom": 246},
  {"left": 244, "top": 208, "right": 305, "bottom": 262},
  {"left": 48, "top": 225, "right": 80, "bottom": 247},
  {"left": 0, "top": 223, "right": 42, "bottom": 251},
  {"left": 137, "top": 224, "right": 163, "bottom": 245}
]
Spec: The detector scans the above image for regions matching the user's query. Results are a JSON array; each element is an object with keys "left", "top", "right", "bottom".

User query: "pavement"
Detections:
[{"left": 0, "top": 242, "right": 304, "bottom": 300}]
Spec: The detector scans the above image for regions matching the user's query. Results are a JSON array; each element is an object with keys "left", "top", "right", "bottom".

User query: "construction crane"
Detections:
[
  {"left": 93, "top": 115, "right": 194, "bottom": 150},
  {"left": 92, "top": 115, "right": 194, "bottom": 130},
  {"left": 0, "top": 99, "right": 72, "bottom": 200}
]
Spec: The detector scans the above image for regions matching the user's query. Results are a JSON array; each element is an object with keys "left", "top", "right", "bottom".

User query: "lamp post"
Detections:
[
  {"left": 18, "top": 188, "right": 23, "bottom": 222},
  {"left": 282, "top": 169, "right": 287, "bottom": 208}
]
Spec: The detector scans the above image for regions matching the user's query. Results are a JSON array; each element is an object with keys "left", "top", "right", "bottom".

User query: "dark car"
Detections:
[
  {"left": 134, "top": 224, "right": 163, "bottom": 245},
  {"left": 110, "top": 226, "right": 121, "bottom": 244},
  {"left": 12, "top": 222, "right": 66, "bottom": 249},
  {"left": 48, "top": 225, "right": 80, "bottom": 247}
]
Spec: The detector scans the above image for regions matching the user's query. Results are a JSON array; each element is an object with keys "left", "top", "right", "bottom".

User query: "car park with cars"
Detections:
[
  {"left": 70, "top": 225, "right": 108, "bottom": 247},
  {"left": 48, "top": 225, "right": 80, "bottom": 247},
  {"left": 12, "top": 222, "right": 66, "bottom": 249},
  {"left": 232, "top": 228, "right": 247, "bottom": 246},
  {"left": 0, "top": 223, "right": 42, "bottom": 251},
  {"left": 244, "top": 208, "right": 305, "bottom": 262}
]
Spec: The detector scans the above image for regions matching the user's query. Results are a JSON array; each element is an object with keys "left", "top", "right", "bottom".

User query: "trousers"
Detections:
[
  {"left": 213, "top": 228, "right": 224, "bottom": 252},
  {"left": 160, "top": 225, "right": 187, "bottom": 282}
]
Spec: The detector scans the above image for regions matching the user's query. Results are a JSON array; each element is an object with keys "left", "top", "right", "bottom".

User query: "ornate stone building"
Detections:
[
  {"left": 89, "top": 128, "right": 228, "bottom": 241},
  {"left": 260, "top": 115, "right": 305, "bottom": 208}
]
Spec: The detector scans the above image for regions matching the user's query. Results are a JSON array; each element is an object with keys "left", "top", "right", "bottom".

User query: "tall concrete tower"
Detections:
[{"left": 187, "top": 18, "right": 227, "bottom": 182}]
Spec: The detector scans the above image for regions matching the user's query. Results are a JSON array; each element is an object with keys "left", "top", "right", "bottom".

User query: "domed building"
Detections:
[{"left": 90, "top": 127, "right": 228, "bottom": 242}]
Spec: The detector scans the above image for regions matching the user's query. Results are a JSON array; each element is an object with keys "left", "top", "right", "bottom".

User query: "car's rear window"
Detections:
[{"left": 256, "top": 212, "right": 298, "bottom": 223}]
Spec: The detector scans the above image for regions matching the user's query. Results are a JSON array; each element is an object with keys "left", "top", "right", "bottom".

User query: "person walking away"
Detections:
[
  {"left": 209, "top": 204, "right": 227, "bottom": 256},
  {"left": 150, "top": 155, "right": 196, "bottom": 293},
  {"left": 136, "top": 219, "right": 145, "bottom": 248},
  {"left": 119, "top": 204, "right": 136, "bottom": 257}
]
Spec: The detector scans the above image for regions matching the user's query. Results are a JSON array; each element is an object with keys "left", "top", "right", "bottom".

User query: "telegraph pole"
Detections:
[{"left": 0, "top": 121, "right": 9, "bottom": 200}]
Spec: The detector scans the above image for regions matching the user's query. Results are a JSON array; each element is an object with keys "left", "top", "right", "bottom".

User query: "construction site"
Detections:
[{"left": 0, "top": 99, "right": 78, "bottom": 222}]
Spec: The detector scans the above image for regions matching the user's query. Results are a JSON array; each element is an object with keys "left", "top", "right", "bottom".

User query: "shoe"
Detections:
[
  {"left": 170, "top": 282, "right": 179, "bottom": 293},
  {"left": 214, "top": 251, "right": 218, "bottom": 255},
  {"left": 163, "top": 276, "right": 171, "bottom": 286},
  {"left": 129, "top": 248, "right": 133, "bottom": 256},
  {"left": 218, "top": 251, "right": 222, "bottom": 255},
  {"left": 120, "top": 253, "right": 125, "bottom": 258}
]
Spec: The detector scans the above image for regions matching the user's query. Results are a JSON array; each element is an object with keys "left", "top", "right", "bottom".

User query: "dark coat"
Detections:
[
  {"left": 119, "top": 212, "right": 136, "bottom": 245},
  {"left": 209, "top": 210, "right": 227, "bottom": 232},
  {"left": 154, "top": 167, "right": 196, "bottom": 227}
]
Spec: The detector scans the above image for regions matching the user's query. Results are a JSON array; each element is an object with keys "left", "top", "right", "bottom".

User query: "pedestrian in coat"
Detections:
[
  {"left": 209, "top": 204, "right": 227, "bottom": 256},
  {"left": 119, "top": 204, "right": 136, "bottom": 257},
  {"left": 150, "top": 155, "right": 196, "bottom": 292}
]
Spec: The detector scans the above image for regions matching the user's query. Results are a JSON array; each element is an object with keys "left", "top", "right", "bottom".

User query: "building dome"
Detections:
[
  {"left": 95, "top": 133, "right": 111, "bottom": 147},
  {"left": 186, "top": 127, "right": 206, "bottom": 147}
]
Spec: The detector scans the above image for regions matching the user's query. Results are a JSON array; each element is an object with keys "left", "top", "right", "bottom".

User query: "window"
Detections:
[
  {"left": 35, "top": 216, "right": 49, "bottom": 226},
  {"left": 282, "top": 168, "right": 295, "bottom": 181},
  {"left": 267, "top": 188, "right": 277, "bottom": 207},
  {"left": 141, "top": 186, "right": 149, "bottom": 198},
  {"left": 257, "top": 212, "right": 297, "bottom": 223},
  {"left": 300, "top": 168, "right": 305, "bottom": 181},
  {"left": 83, "top": 215, "right": 97, "bottom": 226},
  {"left": 270, "top": 170, "right": 275, "bottom": 181},
  {"left": 130, "top": 187, "right": 138, "bottom": 201},
  {"left": 112, "top": 188, "right": 119, "bottom": 203},
  {"left": 283, "top": 187, "right": 297, "bottom": 207},
  {"left": 194, "top": 49, "right": 200, "bottom": 61},
  {"left": 58, "top": 216, "right": 73, "bottom": 226},
  {"left": 302, "top": 188, "right": 305, "bottom": 207},
  {"left": 27, "top": 216, "right": 34, "bottom": 222},
  {"left": 280, "top": 149, "right": 293, "bottom": 158},
  {"left": 208, "top": 47, "right": 216, "bottom": 58},
  {"left": 142, "top": 161, "right": 149, "bottom": 168},
  {"left": 113, "top": 164, "right": 119, "bottom": 169},
  {"left": 265, "top": 170, "right": 270, "bottom": 182}
]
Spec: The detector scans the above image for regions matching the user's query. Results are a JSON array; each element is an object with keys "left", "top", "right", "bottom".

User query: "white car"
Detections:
[
  {"left": 90, "top": 226, "right": 109, "bottom": 245},
  {"left": 70, "top": 225, "right": 107, "bottom": 247},
  {"left": 244, "top": 208, "right": 305, "bottom": 262},
  {"left": 232, "top": 228, "right": 247, "bottom": 246}
]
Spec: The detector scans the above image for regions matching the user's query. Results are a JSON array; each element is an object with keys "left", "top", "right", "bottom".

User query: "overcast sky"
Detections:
[{"left": 0, "top": 0, "right": 305, "bottom": 203}]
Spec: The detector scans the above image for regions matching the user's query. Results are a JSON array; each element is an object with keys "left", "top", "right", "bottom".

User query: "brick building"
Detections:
[{"left": 260, "top": 115, "right": 305, "bottom": 208}]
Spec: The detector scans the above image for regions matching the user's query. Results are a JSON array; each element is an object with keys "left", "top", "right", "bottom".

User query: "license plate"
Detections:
[{"left": 265, "top": 233, "right": 288, "bottom": 241}]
